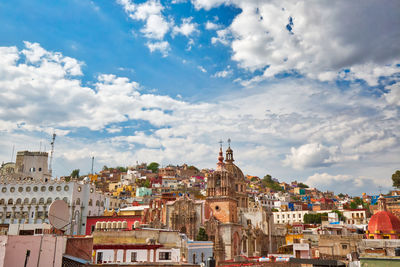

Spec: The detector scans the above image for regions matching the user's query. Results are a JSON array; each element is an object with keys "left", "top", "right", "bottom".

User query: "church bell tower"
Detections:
[{"left": 206, "top": 146, "right": 238, "bottom": 223}]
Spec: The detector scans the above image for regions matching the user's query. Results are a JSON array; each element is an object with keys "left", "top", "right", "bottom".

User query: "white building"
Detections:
[
  {"left": 255, "top": 194, "right": 277, "bottom": 210},
  {"left": 273, "top": 210, "right": 312, "bottom": 224},
  {"left": 342, "top": 209, "right": 367, "bottom": 225},
  {"left": 0, "top": 179, "right": 109, "bottom": 235}
]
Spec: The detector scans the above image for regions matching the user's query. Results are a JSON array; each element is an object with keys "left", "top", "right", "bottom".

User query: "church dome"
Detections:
[
  {"left": 224, "top": 163, "right": 245, "bottom": 181},
  {"left": 368, "top": 210, "right": 400, "bottom": 234}
]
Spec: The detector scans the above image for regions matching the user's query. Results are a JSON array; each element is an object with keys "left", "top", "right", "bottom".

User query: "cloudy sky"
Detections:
[{"left": 1, "top": 0, "right": 399, "bottom": 195}]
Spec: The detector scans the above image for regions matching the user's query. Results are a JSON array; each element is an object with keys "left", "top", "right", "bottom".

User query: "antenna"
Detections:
[
  {"left": 49, "top": 133, "right": 56, "bottom": 175},
  {"left": 91, "top": 156, "right": 94, "bottom": 175}
]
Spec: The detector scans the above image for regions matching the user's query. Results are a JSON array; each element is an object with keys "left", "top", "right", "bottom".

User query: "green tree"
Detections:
[
  {"left": 116, "top": 166, "right": 127, "bottom": 172},
  {"left": 338, "top": 193, "right": 345, "bottom": 198},
  {"left": 303, "top": 213, "right": 327, "bottom": 224},
  {"left": 251, "top": 177, "right": 259, "bottom": 182},
  {"left": 102, "top": 165, "right": 108, "bottom": 171},
  {"left": 70, "top": 169, "right": 80, "bottom": 178},
  {"left": 196, "top": 227, "right": 208, "bottom": 241},
  {"left": 350, "top": 197, "right": 363, "bottom": 209},
  {"left": 297, "top": 182, "right": 309, "bottom": 188},
  {"left": 143, "top": 180, "right": 151, "bottom": 188},
  {"left": 261, "top": 174, "right": 283, "bottom": 191},
  {"left": 147, "top": 162, "right": 159, "bottom": 173},
  {"left": 392, "top": 170, "right": 400, "bottom": 188}
]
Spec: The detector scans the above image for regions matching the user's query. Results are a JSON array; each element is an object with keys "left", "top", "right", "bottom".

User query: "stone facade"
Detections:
[{"left": 165, "top": 198, "right": 205, "bottom": 240}]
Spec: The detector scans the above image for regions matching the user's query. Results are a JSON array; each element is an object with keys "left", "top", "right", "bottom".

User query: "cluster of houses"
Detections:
[{"left": 0, "top": 147, "right": 400, "bottom": 266}]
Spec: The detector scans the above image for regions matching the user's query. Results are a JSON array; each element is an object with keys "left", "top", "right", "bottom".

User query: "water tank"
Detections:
[{"left": 395, "top": 247, "right": 400, "bottom": 256}]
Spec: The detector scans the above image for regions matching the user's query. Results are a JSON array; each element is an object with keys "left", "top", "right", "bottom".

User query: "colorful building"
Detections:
[{"left": 367, "top": 195, "right": 400, "bottom": 239}]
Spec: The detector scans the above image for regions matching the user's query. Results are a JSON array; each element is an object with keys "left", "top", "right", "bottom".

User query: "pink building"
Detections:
[
  {"left": 0, "top": 235, "right": 93, "bottom": 267},
  {"left": 0, "top": 235, "right": 65, "bottom": 267}
]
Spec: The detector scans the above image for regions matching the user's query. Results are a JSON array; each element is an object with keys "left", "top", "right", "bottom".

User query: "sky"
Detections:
[{"left": 0, "top": 0, "right": 399, "bottom": 196}]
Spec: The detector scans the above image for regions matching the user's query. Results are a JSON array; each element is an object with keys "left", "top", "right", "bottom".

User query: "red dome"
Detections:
[{"left": 368, "top": 211, "right": 400, "bottom": 234}]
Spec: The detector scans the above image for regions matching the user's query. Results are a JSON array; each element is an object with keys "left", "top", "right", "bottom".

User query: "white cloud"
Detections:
[
  {"left": 117, "top": 0, "right": 171, "bottom": 51},
  {"left": 172, "top": 17, "right": 199, "bottom": 37},
  {"left": 283, "top": 143, "right": 338, "bottom": 170},
  {"left": 385, "top": 82, "right": 400, "bottom": 106},
  {"left": 146, "top": 41, "right": 170, "bottom": 57},
  {"left": 1, "top": 42, "right": 399, "bottom": 195},
  {"left": 141, "top": 14, "right": 170, "bottom": 40},
  {"left": 211, "top": 28, "right": 230, "bottom": 46},
  {"left": 191, "top": 0, "right": 229, "bottom": 10},
  {"left": 195, "top": 0, "right": 400, "bottom": 86},
  {"left": 213, "top": 68, "right": 232, "bottom": 78},
  {"left": 305, "top": 173, "right": 390, "bottom": 195},
  {"left": 205, "top": 21, "right": 220, "bottom": 30},
  {"left": 197, "top": 65, "right": 207, "bottom": 73}
]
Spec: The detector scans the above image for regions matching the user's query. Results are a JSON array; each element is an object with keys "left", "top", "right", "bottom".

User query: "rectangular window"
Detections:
[
  {"left": 341, "top": 244, "right": 348, "bottom": 249},
  {"left": 97, "top": 252, "right": 103, "bottom": 263},
  {"left": 131, "top": 252, "right": 137, "bottom": 262},
  {"left": 91, "top": 225, "right": 95, "bottom": 233},
  {"left": 35, "top": 229, "right": 43, "bottom": 235},
  {"left": 159, "top": 252, "right": 171, "bottom": 260}
]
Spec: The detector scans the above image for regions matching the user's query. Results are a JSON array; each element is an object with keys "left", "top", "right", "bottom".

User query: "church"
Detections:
[{"left": 204, "top": 141, "right": 276, "bottom": 263}]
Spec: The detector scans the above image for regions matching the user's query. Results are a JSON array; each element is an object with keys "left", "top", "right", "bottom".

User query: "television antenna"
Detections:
[
  {"left": 49, "top": 133, "right": 56, "bottom": 175},
  {"left": 48, "top": 200, "right": 70, "bottom": 230}
]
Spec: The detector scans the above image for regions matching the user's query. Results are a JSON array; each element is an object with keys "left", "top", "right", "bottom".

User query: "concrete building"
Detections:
[
  {"left": 0, "top": 235, "right": 93, "bottom": 267},
  {"left": 92, "top": 228, "right": 186, "bottom": 264},
  {"left": 15, "top": 151, "right": 51, "bottom": 181},
  {"left": 0, "top": 235, "right": 65, "bottom": 267},
  {"left": 273, "top": 210, "right": 312, "bottom": 224},
  {"left": 0, "top": 180, "right": 108, "bottom": 235}
]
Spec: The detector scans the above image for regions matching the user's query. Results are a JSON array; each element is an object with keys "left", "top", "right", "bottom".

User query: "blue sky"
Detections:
[{"left": 1, "top": 0, "right": 400, "bottom": 195}]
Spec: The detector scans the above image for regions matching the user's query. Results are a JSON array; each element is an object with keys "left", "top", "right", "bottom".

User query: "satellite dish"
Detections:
[{"left": 48, "top": 200, "right": 70, "bottom": 229}]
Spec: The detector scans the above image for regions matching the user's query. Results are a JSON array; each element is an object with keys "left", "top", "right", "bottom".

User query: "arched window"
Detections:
[
  {"left": 24, "top": 198, "right": 29, "bottom": 204},
  {"left": 201, "top": 253, "right": 204, "bottom": 262},
  {"left": 16, "top": 198, "right": 22, "bottom": 205},
  {"left": 100, "top": 201, "right": 104, "bottom": 207},
  {"left": 8, "top": 199, "right": 13, "bottom": 205},
  {"left": 193, "top": 254, "right": 196, "bottom": 264},
  {"left": 76, "top": 198, "right": 80, "bottom": 205},
  {"left": 39, "top": 198, "right": 45, "bottom": 204},
  {"left": 47, "top": 198, "right": 52, "bottom": 204},
  {"left": 215, "top": 174, "right": 221, "bottom": 187},
  {"left": 89, "top": 199, "right": 93, "bottom": 206},
  {"left": 0, "top": 199, "right": 5, "bottom": 205},
  {"left": 31, "top": 198, "right": 37, "bottom": 204},
  {"left": 96, "top": 200, "right": 100, "bottom": 207},
  {"left": 63, "top": 197, "right": 68, "bottom": 204}
]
